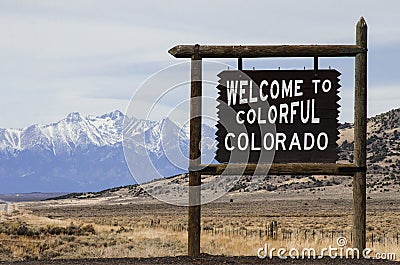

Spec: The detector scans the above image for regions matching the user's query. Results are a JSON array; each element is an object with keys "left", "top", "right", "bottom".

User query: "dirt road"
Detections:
[{"left": 1, "top": 256, "right": 399, "bottom": 265}]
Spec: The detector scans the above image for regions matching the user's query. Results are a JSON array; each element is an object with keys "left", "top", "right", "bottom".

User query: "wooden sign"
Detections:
[
  {"left": 215, "top": 69, "right": 341, "bottom": 163},
  {"left": 169, "top": 18, "right": 368, "bottom": 257}
]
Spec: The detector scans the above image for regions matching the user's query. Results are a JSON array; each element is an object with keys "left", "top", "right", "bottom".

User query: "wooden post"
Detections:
[
  {"left": 188, "top": 44, "right": 202, "bottom": 257},
  {"left": 314, "top": 56, "right": 319, "bottom": 76},
  {"left": 238, "top": 57, "right": 243, "bottom": 70},
  {"left": 353, "top": 17, "right": 368, "bottom": 251}
]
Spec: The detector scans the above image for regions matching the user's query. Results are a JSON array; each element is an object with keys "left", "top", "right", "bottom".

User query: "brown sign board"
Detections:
[{"left": 215, "top": 69, "right": 340, "bottom": 164}]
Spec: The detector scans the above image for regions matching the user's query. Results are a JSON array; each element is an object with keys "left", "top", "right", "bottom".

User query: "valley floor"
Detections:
[{"left": 0, "top": 188, "right": 399, "bottom": 263}]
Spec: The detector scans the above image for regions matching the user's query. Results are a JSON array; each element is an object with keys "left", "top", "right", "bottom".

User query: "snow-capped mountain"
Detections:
[
  {"left": 0, "top": 111, "right": 216, "bottom": 193},
  {"left": 0, "top": 111, "right": 125, "bottom": 155}
]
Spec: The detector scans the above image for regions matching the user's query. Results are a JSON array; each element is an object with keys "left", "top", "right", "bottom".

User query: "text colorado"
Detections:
[{"left": 215, "top": 70, "right": 340, "bottom": 163}]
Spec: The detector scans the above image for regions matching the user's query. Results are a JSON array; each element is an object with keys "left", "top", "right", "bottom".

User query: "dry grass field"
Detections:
[{"left": 0, "top": 187, "right": 399, "bottom": 262}]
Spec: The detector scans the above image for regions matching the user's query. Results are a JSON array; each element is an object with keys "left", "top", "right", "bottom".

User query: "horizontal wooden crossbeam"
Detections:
[
  {"left": 168, "top": 45, "right": 366, "bottom": 58},
  {"left": 189, "top": 163, "right": 365, "bottom": 176}
]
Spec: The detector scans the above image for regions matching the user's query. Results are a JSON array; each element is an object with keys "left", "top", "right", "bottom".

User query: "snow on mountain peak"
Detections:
[
  {"left": 66, "top": 112, "right": 83, "bottom": 122},
  {"left": 0, "top": 110, "right": 217, "bottom": 193},
  {"left": 98, "top": 110, "right": 124, "bottom": 120},
  {"left": 0, "top": 110, "right": 202, "bottom": 159}
]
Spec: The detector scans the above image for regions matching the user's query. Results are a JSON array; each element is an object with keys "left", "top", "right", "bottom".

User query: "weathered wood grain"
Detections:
[
  {"left": 353, "top": 16, "right": 368, "bottom": 251},
  {"left": 189, "top": 163, "right": 365, "bottom": 176},
  {"left": 188, "top": 44, "right": 202, "bottom": 257},
  {"left": 169, "top": 45, "right": 365, "bottom": 58}
]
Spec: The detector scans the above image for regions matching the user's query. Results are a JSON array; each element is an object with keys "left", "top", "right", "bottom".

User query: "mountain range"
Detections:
[
  {"left": 1, "top": 108, "right": 399, "bottom": 194},
  {"left": 0, "top": 111, "right": 215, "bottom": 193}
]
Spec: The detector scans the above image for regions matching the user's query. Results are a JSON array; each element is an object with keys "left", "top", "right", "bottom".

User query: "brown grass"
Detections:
[{"left": 0, "top": 192, "right": 399, "bottom": 261}]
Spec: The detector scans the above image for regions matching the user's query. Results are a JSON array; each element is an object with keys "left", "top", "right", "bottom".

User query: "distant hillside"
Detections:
[
  {"left": 51, "top": 108, "right": 400, "bottom": 200},
  {"left": 339, "top": 108, "right": 400, "bottom": 192}
]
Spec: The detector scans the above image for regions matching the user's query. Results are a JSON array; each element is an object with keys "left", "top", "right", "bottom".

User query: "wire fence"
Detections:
[{"left": 143, "top": 219, "right": 400, "bottom": 247}]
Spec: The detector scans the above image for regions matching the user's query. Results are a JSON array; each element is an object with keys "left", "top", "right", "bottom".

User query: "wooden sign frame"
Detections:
[{"left": 168, "top": 17, "right": 367, "bottom": 257}]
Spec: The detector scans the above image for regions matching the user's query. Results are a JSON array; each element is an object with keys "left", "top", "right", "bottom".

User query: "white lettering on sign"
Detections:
[
  {"left": 226, "top": 80, "right": 238, "bottom": 106},
  {"left": 217, "top": 70, "right": 340, "bottom": 163},
  {"left": 224, "top": 132, "right": 330, "bottom": 151},
  {"left": 232, "top": 101, "right": 320, "bottom": 125},
  {"left": 230, "top": 79, "right": 307, "bottom": 103},
  {"left": 313, "top": 79, "right": 332, "bottom": 94}
]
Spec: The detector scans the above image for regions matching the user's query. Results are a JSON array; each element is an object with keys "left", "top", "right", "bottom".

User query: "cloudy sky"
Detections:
[{"left": 0, "top": 1, "right": 399, "bottom": 128}]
